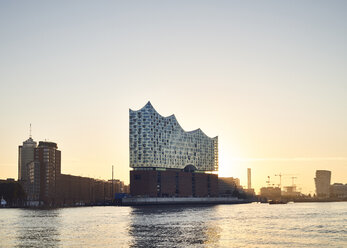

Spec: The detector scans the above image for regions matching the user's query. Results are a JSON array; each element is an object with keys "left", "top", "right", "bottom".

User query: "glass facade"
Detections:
[{"left": 129, "top": 102, "right": 218, "bottom": 171}]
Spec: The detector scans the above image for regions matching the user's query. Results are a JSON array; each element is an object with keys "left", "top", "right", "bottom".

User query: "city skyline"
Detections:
[
  {"left": 1, "top": 1, "right": 347, "bottom": 194},
  {"left": 4, "top": 101, "right": 346, "bottom": 195}
]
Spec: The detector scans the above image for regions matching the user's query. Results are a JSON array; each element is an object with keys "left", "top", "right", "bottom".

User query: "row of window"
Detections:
[{"left": 129, "top": 103, "right": 218, "bottom": 171}]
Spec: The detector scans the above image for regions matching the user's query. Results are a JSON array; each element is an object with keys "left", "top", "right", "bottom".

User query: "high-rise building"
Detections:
[
  {"left": 34, "top": 141, "right": 61, "bottom": 204},
  {"left": 26, "top": 161, "right": 40, "bottom": 202},
  {"left": 245, "top": 168, "right": 255, "bottom": 195},
  {"left": 18, "top": 137, "right": 37, "bottom": 182},
  {"left": 24, "top": 141, "right": 61, "bottom": 204},
  {"left": 247, "top": 168, "right": 251, "bottom": 190},
  {"left": 129, "top": 102, "right": 219, "bottom": 197},
  {"left": 314, "top": 170, "right": 331, "bottom": 198}
]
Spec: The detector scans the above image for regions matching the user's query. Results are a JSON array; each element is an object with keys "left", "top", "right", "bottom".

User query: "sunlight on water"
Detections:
[{"left": 0, "top": 202, "right": 346, "bottom": 247}]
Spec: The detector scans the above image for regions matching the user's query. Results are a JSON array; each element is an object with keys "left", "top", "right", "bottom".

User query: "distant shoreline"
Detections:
[
  {"left": 293, "top": 198, "right": 347, "bottom": 203},
  {"left": 1, "top": 198, "right": 346, "bottom": 209}
]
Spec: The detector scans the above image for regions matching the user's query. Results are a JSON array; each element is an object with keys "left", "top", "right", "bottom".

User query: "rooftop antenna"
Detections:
[
  {"left": 29, "top": 123, "right": 32, "bottom": 138},
  {"left": 112, "top": 165, "right": 114, "bottom": 201}
]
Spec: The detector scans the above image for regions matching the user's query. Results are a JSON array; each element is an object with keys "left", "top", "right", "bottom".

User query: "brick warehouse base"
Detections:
[{"left": 130, "top": 169, "right": 218, "bottom": 197}]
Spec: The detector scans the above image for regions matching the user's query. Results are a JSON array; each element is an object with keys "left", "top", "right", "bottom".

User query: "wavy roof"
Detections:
[{"left": 130, "top": 101, "right": 217, "bottom": 140}]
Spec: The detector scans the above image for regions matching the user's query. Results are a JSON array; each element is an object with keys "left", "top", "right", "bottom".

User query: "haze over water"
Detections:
[{"left": 1, "top": 203, "right": 346, "bottom": 248}]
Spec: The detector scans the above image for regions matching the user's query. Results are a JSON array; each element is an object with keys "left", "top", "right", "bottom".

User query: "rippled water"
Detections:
[{"left": 0, "top": 202, "right": 346, "bottom": 247}]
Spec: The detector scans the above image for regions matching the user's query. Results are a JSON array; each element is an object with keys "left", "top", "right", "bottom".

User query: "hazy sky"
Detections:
[{"left": 1, "top": 1, "right": 346, "bottom": 194}]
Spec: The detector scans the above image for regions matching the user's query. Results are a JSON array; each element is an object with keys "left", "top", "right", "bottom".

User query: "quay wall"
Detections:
[{"left": 121, "top": 197, "right": 247, "bottom": 206}]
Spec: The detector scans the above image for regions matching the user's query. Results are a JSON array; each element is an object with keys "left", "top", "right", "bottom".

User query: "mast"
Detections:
[{"left": 112, "top": 165, "right": 114, "bottom": 201}]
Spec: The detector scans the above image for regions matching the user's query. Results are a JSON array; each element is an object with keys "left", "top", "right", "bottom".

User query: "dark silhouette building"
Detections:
[
  {"left": 55, "top": 175, "right": 124, "bottom": 206},
  {"left": 18, "top": 136, "right": 128, "bottom": 206},
  {"left": 25, "top": 141, "right": 61, "bottom": 205},
  {"left": 36, "top": 141, "right": 61, "bottom": 204},
  {"left": 18, "top": 137, "right": 37, "bottom": 182},
  {"left": 0, "top": 179, "right": 26, "bottom": 207},
  {"left": 218, "top": 177, "right": 240, "bottom": 196},
  {"left": 260, "top": 186, "right": 281, "bottom": 200}
]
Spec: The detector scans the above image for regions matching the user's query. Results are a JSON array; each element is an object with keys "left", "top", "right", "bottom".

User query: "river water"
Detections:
[{"left": 0, "top": 202, "right": 346, "bottom": 247}]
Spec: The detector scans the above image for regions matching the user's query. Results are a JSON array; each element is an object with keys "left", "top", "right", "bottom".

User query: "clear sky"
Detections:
[{"left": 1, "top": 1, "right": 346, "bottom": 194}]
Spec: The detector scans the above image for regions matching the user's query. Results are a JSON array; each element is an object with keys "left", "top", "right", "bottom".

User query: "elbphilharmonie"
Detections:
[{"left": 129, "top": 102, "right": 219, "bottom": 197}]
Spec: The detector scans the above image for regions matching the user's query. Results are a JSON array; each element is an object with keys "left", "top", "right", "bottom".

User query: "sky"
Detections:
[{"left": 0, "top": 1, "right": 346, "bottom": 194}]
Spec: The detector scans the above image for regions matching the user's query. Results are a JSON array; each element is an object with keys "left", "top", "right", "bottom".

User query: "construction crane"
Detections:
[
  {"left": 275, "top": 173, "right": 283, "bottom": 189},
  {"left": 266, "top": 176, "right": 271, "bottom": 187},
  {"left": 291, "top": 176, "right": 297, "bottom": 187},
  {"left": 274, "top": 173, "right": 299, "bottom": 188}
]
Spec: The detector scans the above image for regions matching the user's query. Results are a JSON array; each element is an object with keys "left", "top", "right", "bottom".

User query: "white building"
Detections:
[{"left": 129, "top": 102, "right": 218, "bottom": 171}]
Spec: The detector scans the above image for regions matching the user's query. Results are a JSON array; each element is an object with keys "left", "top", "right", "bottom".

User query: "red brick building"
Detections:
[
  {"left": 56, "top": 175, "right": 124, "bottom": 205},
  {"left": 130, "top": 169, "right": 218, "bottom": 197}
]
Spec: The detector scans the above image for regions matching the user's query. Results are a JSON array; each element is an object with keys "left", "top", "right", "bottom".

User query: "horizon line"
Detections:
[{"left": 230, "top": 157, "right": 347, "bottom": 162}]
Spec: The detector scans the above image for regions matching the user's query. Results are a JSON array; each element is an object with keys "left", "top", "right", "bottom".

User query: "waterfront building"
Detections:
[
  {"left": 26, "top": 161, "right": 40, "bottom": 202},
  {"left": 17, "top": 134, "right": 129, "bottom": 206},
  {"left": 218, "top": 177, "right": 240, "bottom": 196},
  {"left": 330, "top": 183, "right": 347, "bottom": 199},
  {"left": 28, "top": 141, "right": 61, "bottom": 205},
  {"left": 55, "top": 175, "right": 129, "bottom": 206},
  {"left": 281, "top": 186, "right": 301, "bottom": 197},
  {"left": 130, "top": 102, "right": 218, "bottom": 171},
  {"left": 18, "top": 135, "right": 37, "bottom": 203},
  {"left": 260, "top": 187, "right": 281, "bottom": 200},
  {"left": 314, "top": 170, "right": 331, "bottom": 198},
  {"left": 108, "top": 179, "right": 124, "bottom": 194},
  {"left": 18, "top": 136, "right": 37, "bottom": 182},
  {"left": 129, "top": 102, "right": 219, "bottom": 197},
  {"left": 19, "top": 139, "right": 61, "bottom": 205},
  {"left": 123, "top": 184, "right": 130, "bottom": 194},
  {"left": 0, "top": 179, "right": 26, "bottom": 207}
]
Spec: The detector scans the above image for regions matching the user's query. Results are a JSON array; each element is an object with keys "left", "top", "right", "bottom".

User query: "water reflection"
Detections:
[
  {"left": 128, "top": 205, "right": 221, "bottom": 247},
  {"left": 15, "top": 209, "right": 61, "bottom": 248},
  {"left": 1, "top": 203, "right": 345, "bottom": 247}
]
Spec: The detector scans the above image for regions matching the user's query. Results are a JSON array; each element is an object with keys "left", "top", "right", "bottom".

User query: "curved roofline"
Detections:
[{"left": 130, "top": 101, "right": 217, "bottom": 139}]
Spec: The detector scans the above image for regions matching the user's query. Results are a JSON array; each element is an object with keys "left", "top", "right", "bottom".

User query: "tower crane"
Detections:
[
  {"left": 266, "top": 176, "right": 271, "bottom": 187},
  {"left": 275, "top": 173, "right": 283, "bottom": 189},
  {"left": 274, "top": 173, "right": 299, "bottom": 189},
  {"left": 291, "top": 176, "right": 297, "bottom": 187}
]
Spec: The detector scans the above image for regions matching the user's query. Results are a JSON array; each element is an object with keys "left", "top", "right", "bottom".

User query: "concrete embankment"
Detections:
[{"left": 121, "top": 197, "right": 250, "bottom": 206}]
